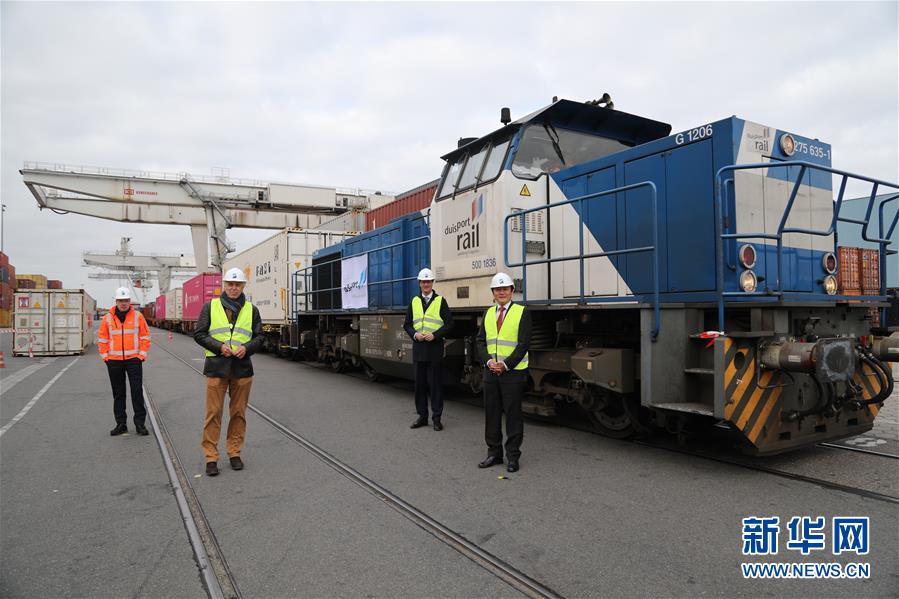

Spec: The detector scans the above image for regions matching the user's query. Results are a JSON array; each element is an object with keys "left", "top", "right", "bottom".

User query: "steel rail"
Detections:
[
  {"left": 155, "top": 343, "right": 564, "bottom": 599},
  {"left": 817, "top": 442, "right": 899, "bottom": 460},
  {"left": 630, "top": 440, "right": 899, "bottom": 506},
  {"left": 143, "top": 385, "right": 242, "bottom": 599}
]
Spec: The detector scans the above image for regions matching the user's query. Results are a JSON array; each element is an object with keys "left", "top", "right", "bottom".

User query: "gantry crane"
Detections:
[
  {"left": 82, "top": 237, "right": 197, "bottom": 294},
  {"left": 21, "top": 163, "right": 393, "bottom": 270}
]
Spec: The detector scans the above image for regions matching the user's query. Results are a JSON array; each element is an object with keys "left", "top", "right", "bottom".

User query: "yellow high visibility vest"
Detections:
[
  {"left": 411, "top": 296, "right": 444, "bottom": 333},
  {"left": 205, "top": 299, "right": 253, "bottom": 357},
  {"left": 484, "top": 303, "right": 528, "bottom": 370}
]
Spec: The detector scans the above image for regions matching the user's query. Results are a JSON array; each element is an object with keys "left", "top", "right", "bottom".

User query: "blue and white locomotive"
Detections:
[{"left": 296, "top": 97, "right": 898, "bottom": 455}]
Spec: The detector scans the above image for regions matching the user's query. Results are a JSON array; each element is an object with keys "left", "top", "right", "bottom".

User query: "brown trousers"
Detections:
[{"left": 202, "top": 376, "right": 253, "bottom": 462}]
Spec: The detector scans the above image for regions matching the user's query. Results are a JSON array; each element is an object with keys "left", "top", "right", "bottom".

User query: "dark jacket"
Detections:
[
  {"left": 476, "top": 302, "right": 531, "bottom": 382},
  {"left": 403, "top": 292, "right": 454, "bottom": 363},
  {"left": 193, "top": 300, "right": 264, "bottom": 378}
]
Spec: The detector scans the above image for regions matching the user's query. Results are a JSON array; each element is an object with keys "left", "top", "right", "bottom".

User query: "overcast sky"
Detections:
[{"left": 2, "top": 1, "right": 897, "bottom": 305}]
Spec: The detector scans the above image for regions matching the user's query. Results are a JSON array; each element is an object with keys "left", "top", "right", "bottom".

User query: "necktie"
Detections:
[{"left": 497, "top": 305, "right": 506, "bottom": 331}]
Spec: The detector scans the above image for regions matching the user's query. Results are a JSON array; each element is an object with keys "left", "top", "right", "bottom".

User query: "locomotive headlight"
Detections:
[
  {"left": 739, "top": 244, "right": 757, "bottom": 269},
  {"left": 822, "top": 252, "right": 837, "bottom": 274},
  {"left": 740, "top": 270, "right": 758, "bottom": 292},
  {"left": 780, "top": 133, "right": 796, "bottom": 156},
  {"left": 823, "top": 275, "right": 838, "bottom": 295}
]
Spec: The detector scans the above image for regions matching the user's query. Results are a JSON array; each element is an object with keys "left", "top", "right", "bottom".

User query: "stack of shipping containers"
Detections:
[{"left": 0, "top": 252, "right": 16, "bottom": 328}]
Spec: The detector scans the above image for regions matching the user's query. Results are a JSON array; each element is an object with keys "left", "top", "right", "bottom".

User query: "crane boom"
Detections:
[{"left": 21, "top": 163, "right": 391, "bottom": 269}]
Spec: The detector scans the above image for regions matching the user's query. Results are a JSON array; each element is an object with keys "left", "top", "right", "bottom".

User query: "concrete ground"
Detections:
[{"left": 1, "top": 328, "right": 897, "bottom": 598}]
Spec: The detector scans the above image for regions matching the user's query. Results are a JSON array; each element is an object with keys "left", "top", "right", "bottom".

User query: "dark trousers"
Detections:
[
  {"left": 483, "top": 370, "right": 526, "bottom": 461},
  {"left": 414, "top": 360, "right": 443, "bottom": 420},
  {"left": 107, "top": 359, "right": 146, "bottom": 426}
]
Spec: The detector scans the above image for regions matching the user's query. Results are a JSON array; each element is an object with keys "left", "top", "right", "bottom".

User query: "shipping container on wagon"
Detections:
[
  {"left": 154, "top": 294, "right": 167, "bottom": 322},
  {"left": 16, "top": 274, "right": 48, "bottom": 288},
  {"left": 12, "top": 289, "right": 95, "bottom": 356},
  {"left": 223, "top": 229, "right": 356, "bottom": 327},
  {"left": 164, "top": 288, "right": 183, "bottom": 323},
  {"left": 182, "top": 272, "right": 221, "bottom": 327},
  {"left": 47, "top": 280, "right": 63, "bottom": 289},
  {"left": 365, "top": 179, "right": 438, "bottom": 231},
  {"left": 305, "top": 211, "right": 429, "bottom": 311},
  {"left": 141, "top": 301, "right": 156, "bottom": 323},
  {"left": 16, "top": 278, "right": 36, "bottom": 289}
]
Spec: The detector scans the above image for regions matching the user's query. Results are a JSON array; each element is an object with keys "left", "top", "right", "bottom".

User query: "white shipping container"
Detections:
[
  {"left": 13, "top": 289, "right": 96, "bottom": 356},
  {"left": 223, "top": 228, "right": 356, "bottom": 325},
  {"left": 164, "top": 288, "right": 183, "bottom": 321}
]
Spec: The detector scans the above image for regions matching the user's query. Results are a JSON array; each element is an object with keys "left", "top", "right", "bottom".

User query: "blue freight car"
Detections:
[{"left": 295, "top": 97, "right": 898, "bottom": 455}]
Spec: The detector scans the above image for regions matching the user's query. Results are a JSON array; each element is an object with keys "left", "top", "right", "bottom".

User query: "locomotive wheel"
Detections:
[
  {"left": 330, "top": 356, "right": 347, "bottom": 373},
  {"left": 585, "top": 392, "right": 637, "bottom": 439},
  {"left": 362, "top": 361, "right": 382, "bottom": 382}
]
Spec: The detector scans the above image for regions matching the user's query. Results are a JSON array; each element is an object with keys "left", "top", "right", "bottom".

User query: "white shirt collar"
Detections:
[{"left": 422, "top": 292, "right": 434, "bottom": 301}]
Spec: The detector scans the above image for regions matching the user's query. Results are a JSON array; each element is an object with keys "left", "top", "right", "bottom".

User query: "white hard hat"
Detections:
[
  {"left": 114, "top": 287, "right": 132, "bottom": 300},
  {"left": 223, "top": 267, "right": 247, "bottom": 283},
  {"left": 490, "top": 272, "right": 514, "bottom": 289},
  {"left": 417, "top": 268, "right": 435, "bottom": 281}
]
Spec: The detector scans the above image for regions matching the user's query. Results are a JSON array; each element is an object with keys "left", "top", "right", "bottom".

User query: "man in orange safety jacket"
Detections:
[{"left": 98, "top": 287, "right": 152, "bottom": 436}]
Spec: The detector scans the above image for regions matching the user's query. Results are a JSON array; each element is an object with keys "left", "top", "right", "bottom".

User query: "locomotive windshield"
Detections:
[
  {"left": 437, "top": 137, "right": 511, "bottom": 199},
  {"left": 511, "top": 124, "right": 632, "bottom": 179}
]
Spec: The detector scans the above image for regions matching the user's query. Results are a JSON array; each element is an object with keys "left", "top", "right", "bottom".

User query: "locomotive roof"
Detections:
[{"left": 441, "top": 98, "right": 672, "bottom": 162}]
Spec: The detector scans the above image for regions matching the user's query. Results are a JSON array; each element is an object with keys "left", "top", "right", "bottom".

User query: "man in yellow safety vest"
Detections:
[
  {"left": 403, "top": 268, "right": 453, "bottom": 430},
  {"left": 475, "top": 272, "right": 531, "bottom": 473},
  {"left": 193, "top": 268, "right": 264, "bottom": 477}
]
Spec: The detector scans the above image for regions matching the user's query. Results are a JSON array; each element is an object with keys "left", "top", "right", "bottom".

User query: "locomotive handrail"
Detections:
[
  {"left": 293, "top": 234, "right": 430, "bottom": 313},
  {"left": 503, "top": 181, "right": 661, "bottom": 341},
  {"left": 714, "top": 160, "right": 899, "bottom": 330}
]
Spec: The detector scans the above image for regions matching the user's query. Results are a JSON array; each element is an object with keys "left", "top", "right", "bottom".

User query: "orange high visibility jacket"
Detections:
[{"left": 98, "top": 307, "right": 151, "bottom": 362}]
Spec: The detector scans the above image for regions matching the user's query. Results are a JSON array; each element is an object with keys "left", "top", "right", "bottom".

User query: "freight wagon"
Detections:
[
  {"left": 12, "top": 289, "right": 96, "bottom": 356},
  {"left": 294, "top": 97, "right": 898, "bottom": 455},
  {"left": 223, "top": 228, "right": 355, "bottom": 353}
]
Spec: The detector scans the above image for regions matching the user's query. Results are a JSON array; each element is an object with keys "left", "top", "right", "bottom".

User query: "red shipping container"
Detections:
[
  {"left": 141, "top": 302, "right": 156, "bottom": 321},
  {"left": 182, "top": 272, "right": 221, "bottom": 322},
  {"left": 48, "top": 280, "right": 63, "bottom": 289},
  {"left": 155, "top": 293, "right": 167, "bottom": 320},
  {"left": 7, "top": 263, "right": 15, "bottom": 288},
  {"left": 837, "top": 247, "right": 860, "bottom": 293},
  {"left": 0, "top": 252, "right": 8, "bottom": 268},
  {"left": 365, "top": 180, "right": 438, "bottom": 231},
  {"left": 861, "top": 249, "right": 880, "bottom": 294},
  {"left": 0, "top": 282, "right": 11, "bottom": 309}
]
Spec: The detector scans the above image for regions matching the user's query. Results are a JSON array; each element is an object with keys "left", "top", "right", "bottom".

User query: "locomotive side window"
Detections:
[
  {"left": 480, "top": 139, "right": 510, "bottom": 183},
  {"left": 511, "top": 125, "right": 632, "bottom": 179},
  {"left": 437, "top": 137, "right": 511, "bottom": 200},
  {"left": 457, "top": 146, "right": 489, "bottom": 191},
  {"left": 437, "top": 158, "right": 464, "bottom": 199}
]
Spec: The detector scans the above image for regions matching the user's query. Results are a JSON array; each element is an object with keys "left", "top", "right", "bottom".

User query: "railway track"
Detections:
[
  {"left": 152, "top": 343, "right": 564, "bottom": 599},
  {"left": 817, "top": 442, "right": 899, "bottom": 460}
]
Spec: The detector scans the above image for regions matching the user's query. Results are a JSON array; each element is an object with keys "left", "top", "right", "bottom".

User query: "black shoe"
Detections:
[
  {"left": 230, "top": 456, "right": 244, "bottom": 471},
  {"left": 110, "top": 424, "right": 127, "bottom": 436},
  {"left": 410, "top": 417, "right": 428, "bottom": 429},
  {"left": 206, "top": 462, "right": 219, "bottom": 477},
  {"left": 135, "top": 424, "right": 149, "bottom": 436},
  {"left": 507, "top": 460, "right": 520, "bottom": 473},
  {"left": 433, "top": 420, "right": 443, "bottom": 431},
  {"left": 478, "top": 455, "right": 503, "bottom": 468}
]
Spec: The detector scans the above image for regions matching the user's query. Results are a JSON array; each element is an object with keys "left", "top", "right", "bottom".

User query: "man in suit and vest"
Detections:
[
  {"left": 98, "top": 287, "right": 152, "bottom": 436},
  {"left": 193, "top": 268, "right": 264, "bottom": 477},
  {"left": 475, "top": 272, "right": 531, "bottom": 472},
  {"left": 403, "top": 268, "right": 454, "bottom": 431}
]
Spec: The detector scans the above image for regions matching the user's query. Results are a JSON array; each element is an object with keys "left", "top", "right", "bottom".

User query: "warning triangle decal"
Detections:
[{"left": 519, "top": 184, "right": 531, "bottom": 197}]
